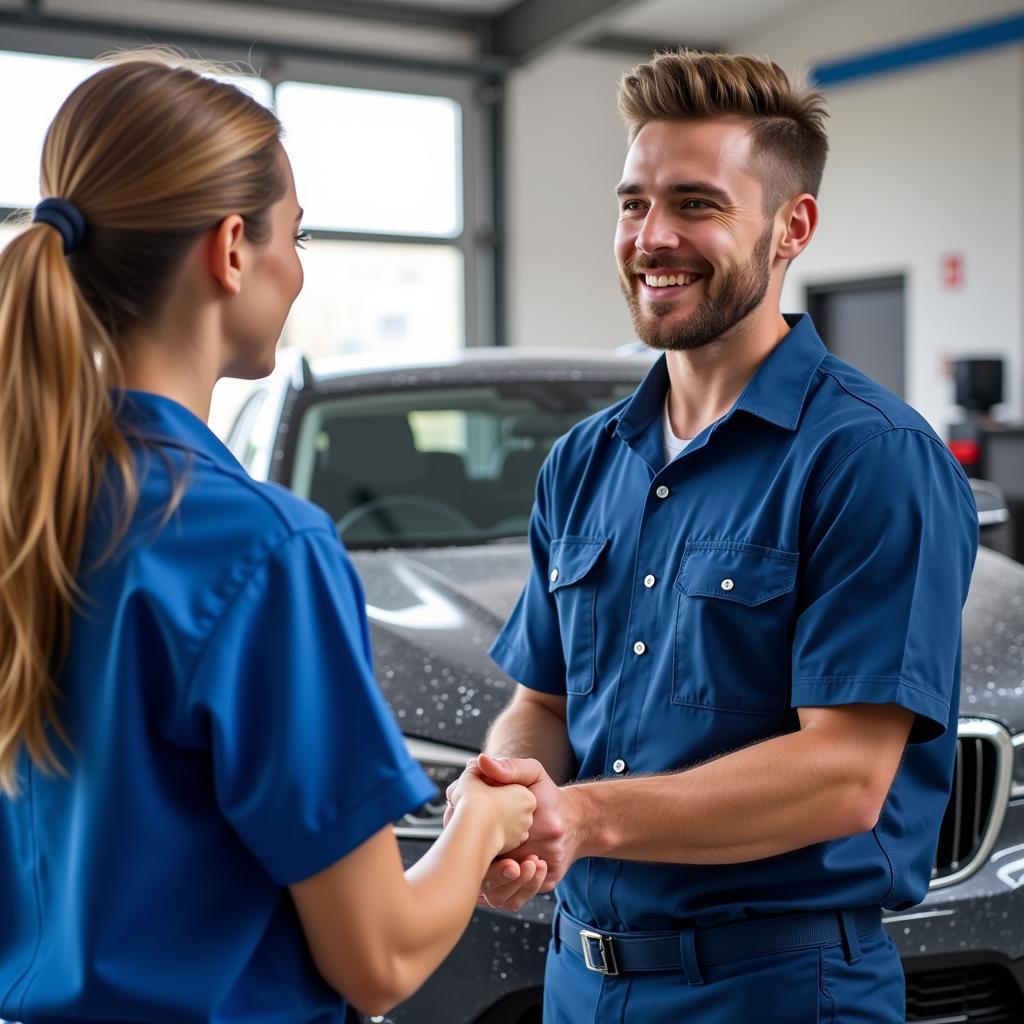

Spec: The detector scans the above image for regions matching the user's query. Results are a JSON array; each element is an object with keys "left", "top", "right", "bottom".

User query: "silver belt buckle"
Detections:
[{"left": 580, "top": 929, "right": 619, "bottom": 976}]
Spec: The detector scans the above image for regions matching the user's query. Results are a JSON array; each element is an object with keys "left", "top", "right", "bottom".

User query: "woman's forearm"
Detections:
[
  {"left": 290, "top": 805, "right": 504, "bottom": 1016},
  {"left": 394, "top": 800, "right": 503, "bottom": 978}
]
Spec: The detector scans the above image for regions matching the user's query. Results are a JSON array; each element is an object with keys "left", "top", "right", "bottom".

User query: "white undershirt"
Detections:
[{"left": 662, "top": 397, "right": 693, "bottom": 465}]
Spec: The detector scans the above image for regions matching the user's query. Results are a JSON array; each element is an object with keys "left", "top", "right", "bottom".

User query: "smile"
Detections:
[{"left": 640, "top": 272, "right": 703, "bottom": 288}]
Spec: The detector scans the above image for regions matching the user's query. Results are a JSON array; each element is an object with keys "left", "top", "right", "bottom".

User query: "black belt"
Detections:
[{"left": 555, "top": 905, "right": 882, "bottom": 983}]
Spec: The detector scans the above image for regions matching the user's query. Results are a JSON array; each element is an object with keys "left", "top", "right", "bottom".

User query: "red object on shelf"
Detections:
[{"left": 948, "top": 438, "right": 981, "bottom": 466}]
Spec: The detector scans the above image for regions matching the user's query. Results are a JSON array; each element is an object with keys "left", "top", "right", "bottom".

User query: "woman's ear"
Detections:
[{"left": 207, "top": 214, "right": 246, "bottom": 296}]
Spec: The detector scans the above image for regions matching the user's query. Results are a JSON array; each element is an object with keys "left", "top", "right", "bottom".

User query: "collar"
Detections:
[
  {"left": 609, "top": 313, "right": 826, "bottom": 440},
  {"left": 116, "top": 389, "right": 239, "bottom": 470},
  {"left": 731, "top": 313, "right": 827, "bottom": 430}
]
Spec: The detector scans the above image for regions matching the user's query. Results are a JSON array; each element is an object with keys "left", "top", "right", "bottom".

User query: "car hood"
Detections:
[
  {"left": 961, "top": 546, "right": 1024, "bottom": 733},
  {"left": 350, "top": 543, "right": 532, "bottom": 751},
  {"left": 350, "top": 543, "right": 1024, "bottom": 750}
]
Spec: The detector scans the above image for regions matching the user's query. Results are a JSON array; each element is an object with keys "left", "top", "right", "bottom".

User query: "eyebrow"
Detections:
[
  {"left": 615, "top": 181, "right": 734, "bottom": 205},
  {"left": 294, "top": 208, "right": 304, "bottom": 223}
]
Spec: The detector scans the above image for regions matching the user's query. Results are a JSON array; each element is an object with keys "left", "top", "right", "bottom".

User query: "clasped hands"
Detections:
[{"left": 444, "top": 754, "right": 580, "bottom": 912}]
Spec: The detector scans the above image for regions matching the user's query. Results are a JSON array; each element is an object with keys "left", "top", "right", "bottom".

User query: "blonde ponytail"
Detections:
[
  {"left": 0, "top": 222, "right": 134, "bottom": 794},
  {"left": 0, "top": 53, "right": 284, "bottom": 795}
]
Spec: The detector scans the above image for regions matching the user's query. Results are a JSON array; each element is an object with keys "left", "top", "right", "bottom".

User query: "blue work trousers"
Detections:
[{"left": 543, "top": 917, "right": 905, "bottom": 1022}]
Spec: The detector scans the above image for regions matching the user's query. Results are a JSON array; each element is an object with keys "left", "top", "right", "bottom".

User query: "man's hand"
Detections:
[{"left": 446, "top": 753, "right": 582, "bottom": 911}]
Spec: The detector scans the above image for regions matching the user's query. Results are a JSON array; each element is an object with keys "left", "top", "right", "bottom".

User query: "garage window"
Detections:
[
  {"left": 0, "top": 50, "right": 273, "bottom": 210},
  {"left": 277, "top": 81, "right": 460, "bottom": 237},
  {"left": 276, "top": 80, "right": 465, "bottom": 360},
  {"left": 0, "top": 49, "right": 475, "bottom": 364}
]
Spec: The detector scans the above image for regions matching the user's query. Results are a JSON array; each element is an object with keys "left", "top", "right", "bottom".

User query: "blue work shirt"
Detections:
[
  {"left": 0, "top": 391, "right": 435, "bottom": 1023},
  {"left": 491, "top": 314, "right": 978, "bottom": 932}
]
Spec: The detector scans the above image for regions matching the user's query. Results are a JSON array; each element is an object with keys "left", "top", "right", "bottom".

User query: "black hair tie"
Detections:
[{"left": 33, "top": 197, "right": 89, "bottom": 255}]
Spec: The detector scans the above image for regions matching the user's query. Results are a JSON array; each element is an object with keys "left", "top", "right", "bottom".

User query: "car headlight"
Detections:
[
  {"left": 1013, "top": 733, "right": 1024, "bottom": 800},
  {"left": 395, "top": 736, "right": 476, "bottom": 839}
]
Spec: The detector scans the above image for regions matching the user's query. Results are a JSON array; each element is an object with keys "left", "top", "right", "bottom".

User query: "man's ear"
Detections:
[
  {"left": 207, "top": 214, "right": 246, "bottom": 297},
  {"left": 775, "top": 194, "right": 818, "bottom": 261}
]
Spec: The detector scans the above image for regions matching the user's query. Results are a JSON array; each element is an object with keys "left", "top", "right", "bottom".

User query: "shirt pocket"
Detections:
[
  {"left": 548, "top": 535, "right": 609, "bottom": 696},
  {"left": 671, "top": 540, "right": 798, "bottom": 714}
]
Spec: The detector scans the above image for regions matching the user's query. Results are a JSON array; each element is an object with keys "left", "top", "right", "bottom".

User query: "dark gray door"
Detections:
[{"left": 807, "top": 276, "right": 905, "bottom": 398}]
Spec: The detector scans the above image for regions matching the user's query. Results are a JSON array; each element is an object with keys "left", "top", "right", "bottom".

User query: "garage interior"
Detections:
[{"left": 2, "top": 3, "right": 1024, "bottom": 1023}]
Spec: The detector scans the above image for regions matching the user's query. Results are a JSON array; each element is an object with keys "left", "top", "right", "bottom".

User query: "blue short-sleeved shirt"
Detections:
[
  {"left": 0, "top": 391, "right": 435, "bottom": 1023},
  {"left": 491, "top": 314, "right": 978, "bottom": 931}
]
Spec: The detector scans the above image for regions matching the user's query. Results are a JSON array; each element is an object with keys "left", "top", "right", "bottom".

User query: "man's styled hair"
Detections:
[{"left": 618, "top": 50, "right": 829, "bottom": 212}]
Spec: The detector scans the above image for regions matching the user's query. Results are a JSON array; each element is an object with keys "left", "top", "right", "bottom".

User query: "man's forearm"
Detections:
[
  {"left": 566, "top": 707, "right": 911, "bottom": 866},
  {"left": 485, "top": 693, "right": 576, "bottom": 785}
]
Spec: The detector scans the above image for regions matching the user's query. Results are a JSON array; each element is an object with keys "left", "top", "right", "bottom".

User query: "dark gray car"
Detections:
[{"left": 227, "top": 347, "right": 1024, "bottom": 1024}]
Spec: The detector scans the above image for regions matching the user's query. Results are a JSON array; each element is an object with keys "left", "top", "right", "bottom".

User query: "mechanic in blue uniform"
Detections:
[
  {"left": 0, "top": 56, "right": 534, "bottom": 1023},
  {"left": 447, "top": 50, "right": 979, "bottom": 1022}
]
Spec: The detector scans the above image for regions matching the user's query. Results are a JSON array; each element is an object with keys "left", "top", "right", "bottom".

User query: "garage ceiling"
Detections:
[
  {"left": 0, "top": 0, "right": 816, "bottom": 69},
  {"left": 604, "top": 0, "right": 813, "bottom": 47}
]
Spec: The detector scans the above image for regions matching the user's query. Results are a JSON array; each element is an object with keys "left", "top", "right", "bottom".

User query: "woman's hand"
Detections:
[{"left": 449, "top": 767, "right": 536, "bottom": 854}]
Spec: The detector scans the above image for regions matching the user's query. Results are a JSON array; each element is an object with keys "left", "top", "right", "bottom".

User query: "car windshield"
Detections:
[{"left": 288, "top": 377, "right": 639, "bottom": 548}]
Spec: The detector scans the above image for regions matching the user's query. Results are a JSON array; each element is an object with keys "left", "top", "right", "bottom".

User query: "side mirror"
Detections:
[{"left": 969, "top": 478, "right": 1010, "bottom": 534}]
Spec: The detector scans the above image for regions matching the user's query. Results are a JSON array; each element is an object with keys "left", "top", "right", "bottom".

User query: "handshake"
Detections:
[{"left": 442, "top": 754, "right": 580, "bottom": 913}]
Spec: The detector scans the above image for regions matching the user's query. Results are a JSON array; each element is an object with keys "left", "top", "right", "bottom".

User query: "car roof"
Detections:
[{"left": 307, "top": 345, "right": 655, "bottom": 386}]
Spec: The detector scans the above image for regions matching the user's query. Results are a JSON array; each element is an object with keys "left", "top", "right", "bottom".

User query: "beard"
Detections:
[{"left": 620, "top": 223, "right": 774, "bottom": 352}]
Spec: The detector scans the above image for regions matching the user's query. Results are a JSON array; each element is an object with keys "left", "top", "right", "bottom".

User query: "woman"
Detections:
[{"left": 0, "top": 53, "right": 537, "bottom": 1022}]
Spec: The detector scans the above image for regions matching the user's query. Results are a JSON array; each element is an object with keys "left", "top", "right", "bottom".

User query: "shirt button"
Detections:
[
  {"left": 643, "top": 574, "right": 656, "bottom": 589},
  {"left": 633, "top": 640, "right": 647, "bottom": 656},
  {"left": 612, "top": 758, "right": 627, "bottom": 774},
  {"left": 720, "top": 578, "right": 735, "bottom": 592},
  {"left": 655, "top": 484, "right": 670, "bottom": 499},
  {"left": 550, "top": 568, "right": 559, "bottom": 583}
]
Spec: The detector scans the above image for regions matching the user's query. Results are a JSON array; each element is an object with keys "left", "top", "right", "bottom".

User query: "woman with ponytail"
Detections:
[{"left": 0, "top": 54, "right": 536, "bottom": 1022}]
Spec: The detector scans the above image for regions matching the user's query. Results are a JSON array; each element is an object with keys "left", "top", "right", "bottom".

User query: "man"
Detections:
[{"left": 447, "top": 51, "right": 978, "bottom": 1022}]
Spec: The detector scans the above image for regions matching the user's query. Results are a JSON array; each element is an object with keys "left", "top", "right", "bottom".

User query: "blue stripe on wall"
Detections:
[{"left": 811, "top": 12, "right": 1024, "bottom": 87}]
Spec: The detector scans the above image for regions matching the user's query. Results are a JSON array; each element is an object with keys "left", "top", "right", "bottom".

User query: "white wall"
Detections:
[
  {"left": 504, "top": 0, "right": 1024, "bottom": 433},
  {"left": 777, "top": 46, "right": 1023, "bottom": 432},
  {"left": 738, "top": 0, "right": 1024, "bottom": 432},
  {"left": 505, "top": 48, "right": 638, "bottom": 350}
]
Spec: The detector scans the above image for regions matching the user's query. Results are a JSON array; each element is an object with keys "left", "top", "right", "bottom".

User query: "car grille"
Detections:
[
  {"left": 930, "top": 720, "right": 1014, "bottom": 889},
  {"left": 905, "top": 963, "right": 1024, "bottom": 1023}
]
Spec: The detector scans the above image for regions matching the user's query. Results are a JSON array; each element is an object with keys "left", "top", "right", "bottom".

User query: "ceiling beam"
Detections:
[
  {"left": 0, "top": 8, "right": 507, "bottom": 78},
  {"left": 489, "top": 0, "right": 644, "bottom": 64},
  {"left": 173, "top": 0, "right": 485, "bottom": 34},
  {"left": 12, "top": 0, "right": 677, "bottom": 71}
]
